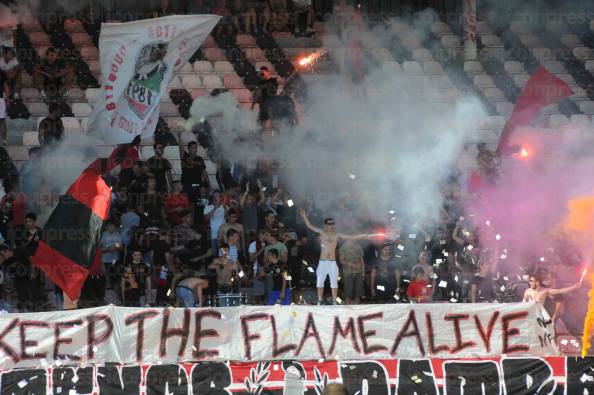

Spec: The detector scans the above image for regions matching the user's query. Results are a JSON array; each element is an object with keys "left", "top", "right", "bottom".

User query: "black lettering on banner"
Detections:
[
  {"left": 339, "top": 361, "right": 389, "bottom": 395},
  {"left": 0, "top": 368, "right": 46, "bottom": 394},
  {"left": 53, "top": 367, "right": 93, "bottom": 395},
  {"left": 190, "top": 362, "right": 232, "bottom": 395},
  {"left": 502, "top": 358, "right": 556, "bottom": 395},
  {"left": 146, "top": 364, "right": 189, "bottom": 395},
  {"left": 566, "top": 357, "right": 594, "bottom": 394},
  {"left": 396, "top": 359, "right": 438, "bottom": 395},
  {"left": 97, "top": 363, "right": 142, "bottom": 395},
  {"left": 443, "top": 361, "right": 501, "bottom": 395}
]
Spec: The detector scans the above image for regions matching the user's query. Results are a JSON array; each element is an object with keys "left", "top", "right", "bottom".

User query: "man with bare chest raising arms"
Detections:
[
  {"left": 523, "top": 272, "right": 585, "bottom": 307},
  {"left": 300, "top": 209, "right": 374, "bottom": 305}
]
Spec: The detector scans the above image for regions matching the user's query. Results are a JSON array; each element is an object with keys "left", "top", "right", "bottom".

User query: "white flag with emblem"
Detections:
[{"left": 88, "top": 15, "right": 220, "bottom": 144}]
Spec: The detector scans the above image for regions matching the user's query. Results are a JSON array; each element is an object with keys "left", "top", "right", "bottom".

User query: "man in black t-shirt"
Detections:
[
  {"left": 147, "top": 143, "right": 173, "bottom": 193},
  {"left": 176, "top": 130, "right": 210, "bottom": 200},
  {"left": 33, "top": 47, "right": 76, "bottom": 99},
  {"left": 252, "top": 66, "right": 278, "bottom": 125},
  {"left": 370, "top": 242, "right": 401, "bottom": 302},
  {"left": 38, "top": 102, "right": 64, "bottom": 146}
]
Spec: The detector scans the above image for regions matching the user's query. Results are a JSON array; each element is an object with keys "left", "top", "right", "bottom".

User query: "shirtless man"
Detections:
[
  {"left": 300, "top": 209, "right": 374, "bottom": 305},
  {"left": 170, "top": 269, "right": 209, "bottom": 307},
  {"left": 522, "top": 272, "right": 584, "bottom": 306}
]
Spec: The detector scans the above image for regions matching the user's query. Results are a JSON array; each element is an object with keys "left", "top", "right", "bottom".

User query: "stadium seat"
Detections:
[
  {"left": 441, "top": 35, "right": 461, "bottom": 48},
  {"left": 543, "top": 60, "right": 565, "bottom": 74},
  {"left": 464, "top": 61, "right": 484, "bottom": 75},
  {"left": 520, "top": 34, "right": 540, "bottom": 48},
  {"left": 21, "top": 88, "right": 38, "bottom": 101},
  {"left": 204, "top": 48, "right": 227, "bottom": 61},
  {"left": 532, "top": 47, "right": 553, "bottom": 63},
  {"left": 571, "top": 87, "right": 589, "bottom": 101},
  {"left": 231, "top": 89, "right": 252, "bottom": 103},
  {"left": 179, "top": 63, "right": 194, "bottom": 74},
  {"left": 85, "top": 88, "right": 101, "bottom": 103},
  {"left": 214, "top": 61, "right": 235, "bottom": 74},
  {"left": 402, "top": 61, "right": 423, "bottom": 74},
  {"left": 410, "top": 75, "right": 432, "bottom": 89},
  {"left": 504, "top": 61, "right": 525, "bottom": 74},
  {"left": 561, "top": 34, "right": 582, "bottom": 47},
  {"left": 476, "top": 21, "right": 493, "bottom": 35},
  {"left": 422, "top": 61, "right": 444, "bottom": 75},
  {"left": 245, "top": 48, "right": 267, "bottom": 62},
  {"left": 88, "top": 60, "right": 101, "bottom": 74},
  {"left": 159, "top": 102, "right": 179, "bottom": 116},
  {"left": 483, "top": 87, "right": 505, "bottom": 102},
  {"left": 202, "top": 75, "right": 223, "bottom": 89},
  {"left": 62, "top": 117, "right": 83, "bottom": 134},
  {"left": 549, "top": 114, "right": 569, "bottom": 127},
  {"left": 168, "top": 76, "right": 182, "bottom": 89},
  {"left": 194, "top": 61, "right": 214, "bottom": 73},
  {"left": 236, "top": 34, "right": 257, "bottom": 46},
  {"left": 556, "top": 74, "right": 576, "bottom": 86},
  {"left": 381, "top": 61, "right": 402, "bottom": 74},
  {"left": 541, "top": 103, "right": 558, "bottom": 115},
  {"left": 223, "top": 74, "right": 245, "bottom": 89},
  {"left": 80, "top": 118, "right": 89, "bottom": 131},
  {"left": 487, "top": 115, "right": 506, "bottom": 129},
  {"left": 473, "top": 75, "right": 496, "bottom": 89},
  {"left": 372, "top": 48, "right": 393, "bottom": 62},
  {"left": 412, "top": 48, "right": 432, "bottom": 62},
  {"left": 71, "top": 32, "right": 93, "bottom": 46},
  {"left": 23, "top": 131, "right": 39, "bottom": 146},
  {"left": 201, "top": 35, "right": 217, "bottom": 48},
  {"left": 574, "top": 47, "right": 594, "bottom": 60},
  {"left": 80, "top": 46, "right": 99, "bottom": 59},
  {"left": 430, "top": 22, "right": 450, "bottom": 36},
  {"left": 510, "top": 21, "right": 531, "bottom": 35},
  {"left": 67, "top": 88, "right": 85, "bottom": 101},
  {"left": 431, "top": 75, "right": 455, "bottom": 88},
  {"left": 28, "top": 102, "right": 48, "bottom": 117},
  {"left": 495, "top": 102, "right": 514, "bottom": 116},
  {"left": 390, "top": 21, "right": 410, "bottom": 35},
  {"left": 181, "top": 75, "right": 203, "bottom": 89},
  {"left": 579, "top": 101, "right": 594, "bottom": 115},
  {"left": 21, "top": 73, "right": 33, "bottom": 88},
  {"left": 7, "top": 146, "right": 29, "bottom": 161},
  {"left": 72, "top": 103, "right": 92, "bottom": 117},
  {"left": 481, "top": 35, "right": 503, "bottom": 47},
  {"left": 28, "top": 31, "right": 51, "bottom": 45},
  {"left": 190, "top": 88, "right": 208, "bottom": 99},
  {"left": 569, "top": 114, "right": 591, "bottom": 126},
  {"left": 512, "top": 74, "right": 530, "bottom": 88},
  {"left": 64, "top": 19, "right": 85, "bottom": 33},
  {"left": 400, "top": 34, "right": 422, "bottom": 49},
  {"left": 585, "top": 60, "right": 594, "bottom": 72}
]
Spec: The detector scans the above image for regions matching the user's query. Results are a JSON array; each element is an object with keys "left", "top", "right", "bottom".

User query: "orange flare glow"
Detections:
[
  {"left": 520, "top": 147, "right": 529, "bottom": 157},
  {"left": 297, "top": 51, "right": 322, "bottom": 67},
  {"left": 583, "top": 274, "right": 594, "bottom": 356}
]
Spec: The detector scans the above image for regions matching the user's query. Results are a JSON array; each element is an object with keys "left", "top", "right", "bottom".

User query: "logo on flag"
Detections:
[{"left": 125, "top": 43, "right": 168, "bottom": 119}]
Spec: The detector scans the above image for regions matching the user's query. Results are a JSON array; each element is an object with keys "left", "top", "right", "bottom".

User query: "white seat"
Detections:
[
  {"left": 541, "top": 103, "right": 558, "bottom": 115},
  {"left": 85, "top": 88, "right": 101, "bottom": 103},
  {"left": 543, "top": 60, "right": 565, "bottom": 74},
  {"left": 400, "top": 34, "right": 422, "bottom": 49},
  {"left": 481, "top": 35, "right": 503, "bottom": 47},
  {"left": 441, "top": 35, "right": 461, "bottom": 48},
  {"left": 487, "top": 115, "right": 506, "bottom": 129},
  {"left": 402, "top": 61, "right": 423, "bottom": 74},
  {"left": 504, "top": 61, "right": 525, "bottom": 74},
  {"left": 180, "top": 63, "right": 194, "bottom": 74},
  {"left": 371, "top": 48, "right": 392, "bottom": 62},
  {"left": 571, "top": 87, "right": 589, "bottom": 101},
  {"left": 574, "top": 47, "right": 594, "bottom": 60},
  {"left": 214, "top": 61, "right": 235, "bottom": 74},
  {"left": 28, "top": 102, "right": 48, "bottom": 117},
  {"left": 23, "top": 131, "right": 39, "bottom": 146},
  {"left": 512, "top": 74, "right": 530, "bottom": 88},
  {"left": 496, "top": 102, "right": 514, "bottom": 116},
  {"left": 555, "top": 73, "right": 576, "bottom": 86},
  {"left": 464, "top": 61, "right": 484, "bottom": 75},
  {"left": 72, "top": 103, "right": 92, "bottom": 117},
  {"left": 193, "top": 61, "right": 214, "bottom": 73},
  {"left": 561, "top": 34, "right": 582, "bottom": 47},
  {"left": 473, "top": 75, "right": 496, "bottom": 89},
  {"left": 422, "top": 61, "right": 443, "bottom": 75},
  {"left": 390, "top": 21, "right": 410, "bottom": 35},
  {"left": 181, "top": 75, "right": 203, "bottom": 89},
  {"left": 510, "top": 21, "right": 531, "bottom": 35},
  {"left": 532, "top": 47, "right": 553, "bottom": 63},
  {"left": 410, "top": 75, "right": 432, "bottom": 89},
  {"left": 159, "top": 102, "right": 179, "bottom": 116},
  {"left": 412, "top": 48, "right": 432, "bottom": 62},
  {"left": 381, "top": 61, "right": 402, "bottom": 74},
  {"left": 431, "top": 75, "right": 454, "bottom": 88},
  {"left": 202, "top": 75, "right": 223, "bottom": 89},
  {"left": 520, "top": 34, "right": 540, "bottom": 48},
  {"left": 549, "top": 114, "right": 569, "bottom": 127},
  {"left": 430, "top": 22, "right": 450, "bottom": 36},
  {"left": 579, "top": 101, "right": 594, "bottom": 115},
  {"left": 168, "top": 77, "right": 182, "bottom": 89},
  {"left": 483, "top": 87, "right": 505, "bottom": 102},
  {"left": 569, "top": 114, "right": 591, "bottom": 127},
  {"left": 476, "top": 21, "right": 493, "bottom": 35},
  {"left": 585, "top": 60, "right": 594, "bottom": 72},
  {"left": 7, "top": 147, "right": 29, "bottom": 161}
]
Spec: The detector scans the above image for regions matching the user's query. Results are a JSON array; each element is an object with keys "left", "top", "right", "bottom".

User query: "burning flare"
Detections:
[
  {"left": 582, "top": 273, "right": 594, "bottom": 356},
  {"left": 520, "top": 147, "right": 529, "bottom": 158},
  {"left": 297, "top": 51, "right": 323, "bottom": 68}
]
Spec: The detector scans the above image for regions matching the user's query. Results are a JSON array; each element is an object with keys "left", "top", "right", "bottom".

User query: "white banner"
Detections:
[
  {"left": 88, "top": 15, "right": 220, "bottom": 144},
  {"left": 0, "top": 303, "right": 557, "bottom": 369}
]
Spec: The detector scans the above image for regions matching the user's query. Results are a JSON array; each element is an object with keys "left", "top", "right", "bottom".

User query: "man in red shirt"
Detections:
[
  {"left": 406, "top": 267, "right": 431, "bottom": 303},
  {"left": 164, "top": 180, "right": 191, "bottom": 226}
]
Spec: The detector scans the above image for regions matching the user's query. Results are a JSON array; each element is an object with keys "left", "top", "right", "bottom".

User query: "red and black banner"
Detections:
[{"left": 30, "top": 160, "right": 111, "bottom": 301}]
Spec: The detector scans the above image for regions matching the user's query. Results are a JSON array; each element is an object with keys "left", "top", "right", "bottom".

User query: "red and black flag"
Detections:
[{"left": 30, "top": 141, "right": 137, "bottom": 300}]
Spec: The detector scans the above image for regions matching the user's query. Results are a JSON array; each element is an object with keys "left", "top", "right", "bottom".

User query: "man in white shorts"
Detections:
[{"left": 300, "top": 209, "right": 374, "bottom": 305}]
